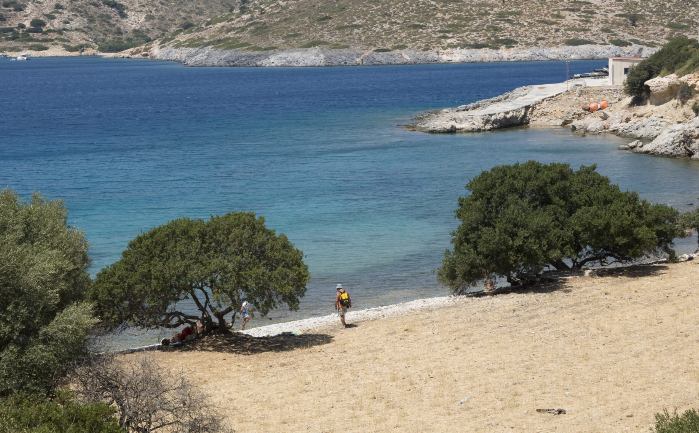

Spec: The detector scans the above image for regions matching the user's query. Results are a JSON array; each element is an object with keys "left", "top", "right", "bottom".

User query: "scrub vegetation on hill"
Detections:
[{"left": 0, "top": 0, "right": 698, "bottom": 54}]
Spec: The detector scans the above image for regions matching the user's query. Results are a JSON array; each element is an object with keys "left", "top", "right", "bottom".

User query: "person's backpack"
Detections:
[{"left": 339, "top": 291, "right": 350, "bottom": 307}]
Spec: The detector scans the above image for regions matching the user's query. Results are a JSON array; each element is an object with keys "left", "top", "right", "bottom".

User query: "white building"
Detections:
[{"left": 609, "top": 57, "right": 644, "bottom": 86}]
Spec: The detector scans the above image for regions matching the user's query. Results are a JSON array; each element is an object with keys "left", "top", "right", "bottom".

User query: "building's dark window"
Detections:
[{"left": 624, "top": 67, "right": 629, "bottom": 75}]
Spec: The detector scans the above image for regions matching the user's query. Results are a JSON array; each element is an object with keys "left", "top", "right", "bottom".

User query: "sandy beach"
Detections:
[{"left": 140, "top": 261, "right": 699, "bottom": 432}]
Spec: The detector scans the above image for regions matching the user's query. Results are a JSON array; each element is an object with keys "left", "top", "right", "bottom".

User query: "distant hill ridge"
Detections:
[{"left": 0, "top": 0, "right": 697, "bottom": 57}]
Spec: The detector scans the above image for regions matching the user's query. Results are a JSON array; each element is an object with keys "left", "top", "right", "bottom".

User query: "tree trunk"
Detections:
[{"left": 214, "top": 312, "right": 229, "bottom": 333}]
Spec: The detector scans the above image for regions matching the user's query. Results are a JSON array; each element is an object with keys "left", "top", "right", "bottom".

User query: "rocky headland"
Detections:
[
  {"left": 412, "top": 72, "right": 699, "bottom": 161},
  {"left": 112, "top": 43, "right": 657, "bottom": 68}
]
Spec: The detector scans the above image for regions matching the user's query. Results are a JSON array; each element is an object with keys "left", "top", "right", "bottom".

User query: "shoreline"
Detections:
[
  {"left": 148, "top": 261, "right": 699, "bottom": 432},
  {"left": 103, "top": 43, "right": 657, "bottom": 67}
]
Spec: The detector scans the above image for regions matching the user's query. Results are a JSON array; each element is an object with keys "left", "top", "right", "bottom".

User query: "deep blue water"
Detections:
[{"left": 1, "top": 57, "right": 698, "bottom": 343}]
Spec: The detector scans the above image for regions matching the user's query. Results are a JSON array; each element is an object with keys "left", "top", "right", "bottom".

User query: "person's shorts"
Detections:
[
  {"left": 243, "top": 312, "right": 249, "bottom": 319},
  {"left": 338, "top": 306, "right": 348, "bottom": 317}
]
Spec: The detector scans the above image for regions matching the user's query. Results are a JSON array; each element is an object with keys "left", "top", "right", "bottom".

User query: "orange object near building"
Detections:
[{"left": 589, "top": 101, "right": 609, "bottom": 112}]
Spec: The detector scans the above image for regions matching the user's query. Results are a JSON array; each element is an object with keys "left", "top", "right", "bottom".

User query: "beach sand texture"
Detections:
[{"left": 145, "top": 261, "right": 699, "bottom": 432}]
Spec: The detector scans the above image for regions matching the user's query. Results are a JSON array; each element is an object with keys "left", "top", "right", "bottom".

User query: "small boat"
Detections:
[
  {"left": 15, "top": 53, "right": 30, "bottom": 61},
  {"left": 0, "top": 52, "right": 7, "bottom": 58}
]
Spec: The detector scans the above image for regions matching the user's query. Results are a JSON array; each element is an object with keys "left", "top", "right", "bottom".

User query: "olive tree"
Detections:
[
  {"left": 0, "top": 188, "right": 96, "bottom": 395},
  {"left": 438, "top": 162, "right": 681, "bottom": 293},
  {"left": 90, "top": 212, "right": 310, "bottom": 335}
]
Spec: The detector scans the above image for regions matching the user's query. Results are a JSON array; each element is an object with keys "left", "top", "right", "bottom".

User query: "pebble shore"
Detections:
[{"left": 240, "top": 295, "right": 466, "bottom": 337}]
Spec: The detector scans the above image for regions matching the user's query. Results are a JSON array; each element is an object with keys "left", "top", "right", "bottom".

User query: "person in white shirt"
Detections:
[{"left": 240, "top": 301, "right": 252, "bottom": 330}]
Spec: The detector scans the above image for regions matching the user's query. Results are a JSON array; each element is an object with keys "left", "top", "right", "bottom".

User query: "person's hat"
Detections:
[{"left": 336, "top": 284, "right": 343, "bottom": 289}]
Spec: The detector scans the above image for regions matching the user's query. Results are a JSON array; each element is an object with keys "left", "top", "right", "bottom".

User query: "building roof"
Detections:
[{"left": 609, "top": 57, "right": 645, "bottom": 60}]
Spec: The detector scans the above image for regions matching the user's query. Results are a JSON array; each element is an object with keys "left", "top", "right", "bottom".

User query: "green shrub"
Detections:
[
  {"left": 407, "top": 23, "right": 425, "bottom": 29},
  {"left": 601, "top": 27, "right": 614, "bottom": 33},
  {"left": 615, "top": 12, "right": 644, "bottom": 26},
  {"left": 97, "top": 38, "right": 140, "bottom": 52},
  {"left": 44, "top": 13, "right": 55, "bottom": 19},
  {"left": 652, "top": 408, "right": 699, "bottom": 433},
  {"left": 666, "top": 22, "right": 689, "bottom": 30},
  {"left": 62, "top": 44, "right": 82, "bottom": 52},
  {"left": 180, "top": 21, "right": 194, "bottom": 30},
  {"left": 692, "top": 102, "right": 699, "bottom": 116},
  {"left": 0, "top": 13, "right": 5, "bottom": 21},
  {"left": 625, "top": 37, "right": 699, "bottom": 99},
  {"left": 677, "top": 82, "right": 697, "bottom": 103},
  {"left": 391, "top": 44, "right": 407, "bottom": 50},
  {"left": 438, "top": 162, "right": 681, "bottom": 293},
  {"left": 300, "top": 40, "right": 329, "bottom": 48},
  {"left": 29, "top": 18, "right": 45, "bottom": 27},
  {"left": 373, "top": 48, "right": 391, "bottom": 52},
  {"left": 25, "top": 27, "right": 43, "bottom": 33},
  {"left": 27, "top": 44, "right": 48, "bottom": 50},
  {"left": 283, "top": 32, "right": 301, "bottom": 38},
  {"left": 609, "top": 39, "right": 631, "bottom": 47},
  {"left": 494, "top": 38, "right": 517, "bottom": 46},
  {"left": 0, "top": 390, "right": 124, "bottom": 433},
  {"left": 565, "top": 38, "right": 593, "bottom": 46},
  {"left": 0, "top": 190, "right": 96, "bottom": 397},
  {"left": 12, "top": 4, "right": 23, "bottom": 11}
]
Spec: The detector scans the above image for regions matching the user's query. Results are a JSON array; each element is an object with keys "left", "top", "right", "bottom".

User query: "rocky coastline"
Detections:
[
  {"left": 412, "top": 72, "right": 699, "bottom": 161},
  {"left": 114, "top": 43, "right": 657, "bottom": 68}
]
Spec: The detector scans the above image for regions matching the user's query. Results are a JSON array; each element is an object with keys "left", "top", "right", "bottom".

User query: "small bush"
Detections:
[
  {"left": 316, "top": 15, "right": 332, "bottom": 21},
  {"left": 54, "top": 3, "right": 63, "bottom": 9},
  {"left": 666, "top": 22, "right": 689, "bottom": 30},
  {"left": 0, "top": 390, "right": 123, "bottom": 432},
  {"left": 180, "top": 21, "right": 194, "bottom": 30},
  {"left": 300, "top": 40, "right": 329, "bottom": 48},
  {"left": 63, "top": 44, "right": 81, "bottom": 52},
  {"left": 391, "top": 44, "right": 407, "bottom": 50},
  {"left": 565, "top": 38, "right": 593, "bottom": 46},
  {"left": 494, "top": 38, "right": 518, "bottom": 46},
  {"left": 12, "top": 4, "right": 23, "bottom": 11},
  {"left": 29, "top": 18, "right": 45, "bottom": 27},
  {"left": 0, "top": 13, "right": 5, "bottom": 21},
  {"left": 609, "top": 39, "right": 631, "bottom": 47},
  {"left": 25, "top": 26, "right": 43, "bottom": 33},
  {"left": 44, "top": 13, "right": 55, "bottom": 19},
  {"left": 27, "top": 43, "right": 48, "bottom": 50},
  {"left": 283, "top": 32, "right": 301, "bottom": 39},
  {"left": 373, "top": 48, "right": 391, "bottom": 52},
  {"left": 692, "top": 102, "right": 699, "bottom": 116},
  {"left": 677, "top": 82, "right": 697, "bottom": 103},
  {"left": 407, "top": 23, "right": 425, "bottom": 29},
  {"left": 601, "top": 27, "right": 614, "bottom": 33},
  {"left": 653, "top": 408, "right": 699, "bottom": 433}
]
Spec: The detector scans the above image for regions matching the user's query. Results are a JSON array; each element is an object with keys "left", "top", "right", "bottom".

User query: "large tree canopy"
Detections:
[
  {"left": 0, "top": 189, "right": 96, "bottom": 395},
  {"left": 438, "top": 162, "right": 681, "bottom": 293},
  {"left": 90, "top": 212, "right": 311, "bottom": 335}
]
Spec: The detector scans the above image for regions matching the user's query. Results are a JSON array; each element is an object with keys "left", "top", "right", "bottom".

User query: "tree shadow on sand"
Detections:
[
  {"left": 175, "top": 332, "right": 333, "bottom": 355},
  {"left": 467, "top": 263, "right": 670, "bottom": 298}
]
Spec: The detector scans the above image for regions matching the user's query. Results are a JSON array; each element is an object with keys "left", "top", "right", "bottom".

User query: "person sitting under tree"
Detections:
[{"left": 335, "top": 284, "right": 352, "bottom": 328}]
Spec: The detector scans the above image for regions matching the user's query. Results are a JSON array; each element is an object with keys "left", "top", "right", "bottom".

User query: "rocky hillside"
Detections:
[
  {"left": 1, "top": 0, "right": 698, "bottom": 56},
  {"left": 0, "top": 0, "right": 241, "bottom": 54},
  {"left": 144, "top": 0, "right": 697, "bottom": 54}
]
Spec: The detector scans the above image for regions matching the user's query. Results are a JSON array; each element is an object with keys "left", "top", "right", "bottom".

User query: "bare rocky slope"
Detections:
[{"left": 1, "top": 0, "right": 697, "bottom": 59}]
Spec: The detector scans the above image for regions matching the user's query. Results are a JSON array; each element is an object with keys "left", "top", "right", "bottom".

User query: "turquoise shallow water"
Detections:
[{"left": 1, "top": 57, "right": 698, "bottom": 346}]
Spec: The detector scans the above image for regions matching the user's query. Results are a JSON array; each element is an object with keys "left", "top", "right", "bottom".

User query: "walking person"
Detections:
[
  {"left": 240, "top": 301, "right": 252, "bottom": 330},
  {"left": 335, "top": 284, "right": 352, "bottom": 328}
]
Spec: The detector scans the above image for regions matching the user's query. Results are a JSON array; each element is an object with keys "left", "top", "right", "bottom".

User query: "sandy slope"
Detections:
[{"left": 144, "top": 261, "right": 699, "bottom": 432}]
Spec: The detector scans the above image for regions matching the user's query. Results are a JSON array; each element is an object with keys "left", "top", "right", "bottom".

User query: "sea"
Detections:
[{"left": 1, "top": 57, "right": 698, "bottom": 349}]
